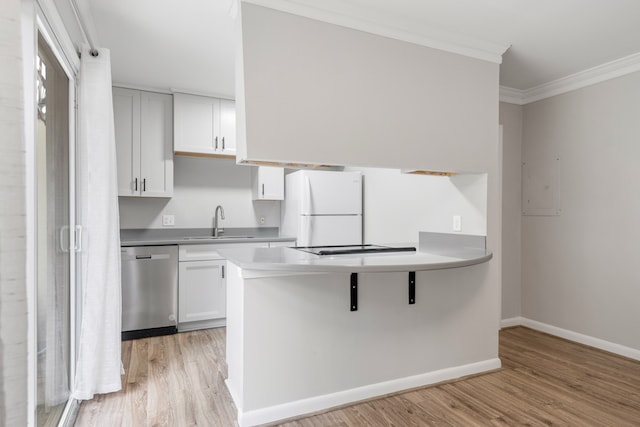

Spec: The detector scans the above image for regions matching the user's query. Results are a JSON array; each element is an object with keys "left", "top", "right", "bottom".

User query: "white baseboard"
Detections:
[
  {"left": 177, "top": 318, "right": 225, "bottom": 332},
  {"left": 501, "top": 317, "right": 640, "bottom": 361},
  {"left": 237, "top": 358, "right": 501, "bottom": 427},
  {"left": 500, "top": 317, "right": 525, "bottom": 328}
]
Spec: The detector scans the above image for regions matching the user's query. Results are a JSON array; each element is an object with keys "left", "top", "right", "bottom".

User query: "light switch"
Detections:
[
  {"left": 452, "top": 215, "right": 462, "bottom": 232},
  {"left": 162, "top": 214, "right": 175, "bottom": 226}
]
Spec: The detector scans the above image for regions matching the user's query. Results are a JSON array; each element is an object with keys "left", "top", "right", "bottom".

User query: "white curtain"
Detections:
[{"left": 72, "top": 45, "right": 122, "bottom": 400}]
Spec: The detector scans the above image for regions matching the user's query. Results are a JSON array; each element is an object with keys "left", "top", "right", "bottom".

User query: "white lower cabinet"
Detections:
[
  {"left": 178, "top": 242, "right": 267, "bottom": 331},
  {"left": 178, "top": 259, "right": 226, "bottom": 324}
]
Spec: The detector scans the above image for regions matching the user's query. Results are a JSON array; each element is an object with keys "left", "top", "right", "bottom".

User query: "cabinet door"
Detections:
[
  {"left": 173, "top": 93, "right": 219, "bottom": 154},
  {"left": 219, "top": 98, "right": 236, "bottom": 155},
  {"left": 113, "top": 87, "right": 141, "bottom": 196},
  {"left": 140, "top": 92, "right": 173, "bottom": 197},
  {"left": 178, "top": 259, "right": 226, "bottom": 323},
  {"left": 252, "top": 166, "right": 284, "bottom": 200}
]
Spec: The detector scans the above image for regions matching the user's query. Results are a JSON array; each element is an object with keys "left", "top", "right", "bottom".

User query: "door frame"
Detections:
[{"left": 23, "top": 1, "right": 81, "bottom": 425}]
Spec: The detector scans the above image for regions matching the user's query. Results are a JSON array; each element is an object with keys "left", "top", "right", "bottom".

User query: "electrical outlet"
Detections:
[
  {"left": 452, "top": 215, "right": 462, "bottom": 232},
  {"left": 162, "top": 214, "right": 175, "bottom": 226},
  {"left": 259, "top": 216, "right": 266, "bottom": 225}
]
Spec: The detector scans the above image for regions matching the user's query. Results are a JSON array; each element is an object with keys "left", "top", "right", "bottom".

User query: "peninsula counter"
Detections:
[{"left": 221, "top": 233, "right": 498, "bottom": 427}]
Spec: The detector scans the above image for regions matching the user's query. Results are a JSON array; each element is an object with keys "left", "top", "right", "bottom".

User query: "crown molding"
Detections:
[
  {"left": 242, "top": 0, "right": 510, "bottom": 64},
  {"left": 501, "top": 51, "right": 640, "bottom": 105},
  {"left": 498, "top": 86, "right": 525, "bottom": 105},
  {"left": 524, "top": 52, "right": 640, "bottom": 103}
]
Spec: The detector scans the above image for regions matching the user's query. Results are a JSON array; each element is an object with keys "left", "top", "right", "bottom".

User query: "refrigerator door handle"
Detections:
[
  {"left": 304, "top": 175, "right": 312, "bottom": 214},
  {"left": 300, "top": 215, "right": 313, "bottom": 247}
]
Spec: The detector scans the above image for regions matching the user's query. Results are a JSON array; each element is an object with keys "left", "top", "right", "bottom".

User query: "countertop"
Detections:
[
  {"left": 120, "top": 227, "right": 296, "bottom": 247},
  {"left": 219, "top": 232, "right": 492, "bottom": 273}
]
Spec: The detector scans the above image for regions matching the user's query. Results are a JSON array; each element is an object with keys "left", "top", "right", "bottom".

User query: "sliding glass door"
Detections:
[{"left": 35, "top": 32, "right": 73, "bottom": 427}]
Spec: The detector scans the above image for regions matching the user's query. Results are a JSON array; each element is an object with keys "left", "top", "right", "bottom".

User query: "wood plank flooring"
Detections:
[{"left": 75, "top": 327, "right": 640, "bottom": 426}]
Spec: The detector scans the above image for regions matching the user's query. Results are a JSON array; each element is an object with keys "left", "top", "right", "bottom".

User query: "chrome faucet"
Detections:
[{"left": 213, "top": 205, "right": 225, "bottom": 237}]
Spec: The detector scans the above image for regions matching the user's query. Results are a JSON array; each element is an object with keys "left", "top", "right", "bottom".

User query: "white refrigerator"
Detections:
[{"left": 281, "top": 170, "right": 363, "bottom": 246}]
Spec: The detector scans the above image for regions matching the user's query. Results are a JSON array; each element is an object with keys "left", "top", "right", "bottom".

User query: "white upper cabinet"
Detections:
[
  {"left": 113, "top": 87, "right": 173, "bottom": 198},
  {"left": 173, "top": 92, "right": 236, "bottom": 157},
  {"left": 252, "top": 166, "right": 284, "bottom": 200},
  {"left": 219, "top": 98, "right": 236, "bottom": 155}
]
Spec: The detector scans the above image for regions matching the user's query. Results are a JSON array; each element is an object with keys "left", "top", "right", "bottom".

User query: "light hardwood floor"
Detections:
[{"left": 75, "top": 327, "right": 640, "bottom": 426}]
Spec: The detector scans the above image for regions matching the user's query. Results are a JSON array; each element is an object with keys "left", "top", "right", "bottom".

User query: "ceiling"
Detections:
[
  {"left": 86, "top": 0, "right": 236, "bottom": 97},
  {"left": 84, "top": 0, "right": 640, "bottom": 98}
]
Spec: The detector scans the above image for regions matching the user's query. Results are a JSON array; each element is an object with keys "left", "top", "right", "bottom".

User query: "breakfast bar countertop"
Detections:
[{"left": 219, "top": 232, "right": 492, "bottom": 274}]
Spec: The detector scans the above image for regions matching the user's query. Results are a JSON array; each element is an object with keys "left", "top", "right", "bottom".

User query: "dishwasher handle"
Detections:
[
  {"left": 134, "top": 254, "right": 171, "bottom": 260},
  {"left": 120, "top": 252, "right": 173, "bottom": 261}
]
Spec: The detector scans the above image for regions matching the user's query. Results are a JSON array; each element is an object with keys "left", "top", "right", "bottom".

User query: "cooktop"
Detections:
[{"left": 294, "top": 244, "right": 417, "bottom": 256}]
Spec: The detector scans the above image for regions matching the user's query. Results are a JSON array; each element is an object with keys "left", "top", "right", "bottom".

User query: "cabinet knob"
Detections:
[
  {"left": 143, "top": 178, "right": 146, "bottom": 192},
  {"left": 215, "top": 136, "right": 218, "bottom": 150},
  {"left": 222, "top": 137, "right": 225, "bottom": 150},
  {"left": 134, "top": 177, "right": 138, "bottom": 192}
]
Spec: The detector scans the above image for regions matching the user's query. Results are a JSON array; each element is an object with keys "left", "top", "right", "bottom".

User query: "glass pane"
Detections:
[{"left": 36, "top": 33, "right": 71, "bottom": 427}]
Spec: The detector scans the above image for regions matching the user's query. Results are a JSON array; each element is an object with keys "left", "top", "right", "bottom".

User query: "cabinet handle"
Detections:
[
  {"left": 143, "top": 178, "right": 146, "bottom": 192},
  {"left": 134, "top": 177, "right": 138, "bottom": 191},
  {"left": 222, "top": 137, "right": 225, "bottom": 150},
  {"left": 221, "top": 265, "right": 225, "bottom": 279},
  {"left": 215, "top": 136, "right": 218, "bottom": 150},
  {"left": 262, "top": 183, "right": 265, "bottom": 196}
]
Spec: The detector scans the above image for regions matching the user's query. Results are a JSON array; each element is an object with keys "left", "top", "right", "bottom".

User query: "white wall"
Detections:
[
  {"left": 1, "top": 0, "right": 28, "bottom": 424},
  {"left": 521, "top": 71, "right": 640, "bottom": 350},
  {"left": 499, "top": 102, "right": 523, "bottom": 320},
  {"left": 118, "top": 156, "right": 280, "bottom": 229},
  {"left": 345, "top": 167, "right": 487, "bottom": 244}
]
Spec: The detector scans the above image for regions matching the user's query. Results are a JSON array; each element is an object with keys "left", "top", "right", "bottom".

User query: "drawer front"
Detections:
[{"left": 179, "top": 242, "right": 267, "bottom": 261}]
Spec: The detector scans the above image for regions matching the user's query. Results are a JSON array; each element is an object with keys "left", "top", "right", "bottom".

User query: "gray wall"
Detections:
[
  {"left": 1, "top": 0, "right": 28, "bottom": 424},
  {"left": 119, "top": 156, "right": 281, "bottom": 229},
  {"left": 521, "top": 71, "right": 640, "bottom": 349},
  {"left": 499, "top": 102, "right": 523, "bottom": 320},
  {"left": 238, "top": 3, "right": 499, "bottom": 173}
]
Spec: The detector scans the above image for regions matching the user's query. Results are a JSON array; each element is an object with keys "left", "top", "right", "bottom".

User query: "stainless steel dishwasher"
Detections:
[{"left": 121, "top": 245, "right": 178, "bottom": 340}]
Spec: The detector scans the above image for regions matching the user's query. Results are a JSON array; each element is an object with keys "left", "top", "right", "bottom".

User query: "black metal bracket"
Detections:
[
  {"left": 350, "top": 271, "right": 414, "bottom": 310},
  {"left": 408, "top": 271, "right": 416, "bottom": 304},
  {"left": 350, "top": 273, "right": 358, "bottom": 311}
]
